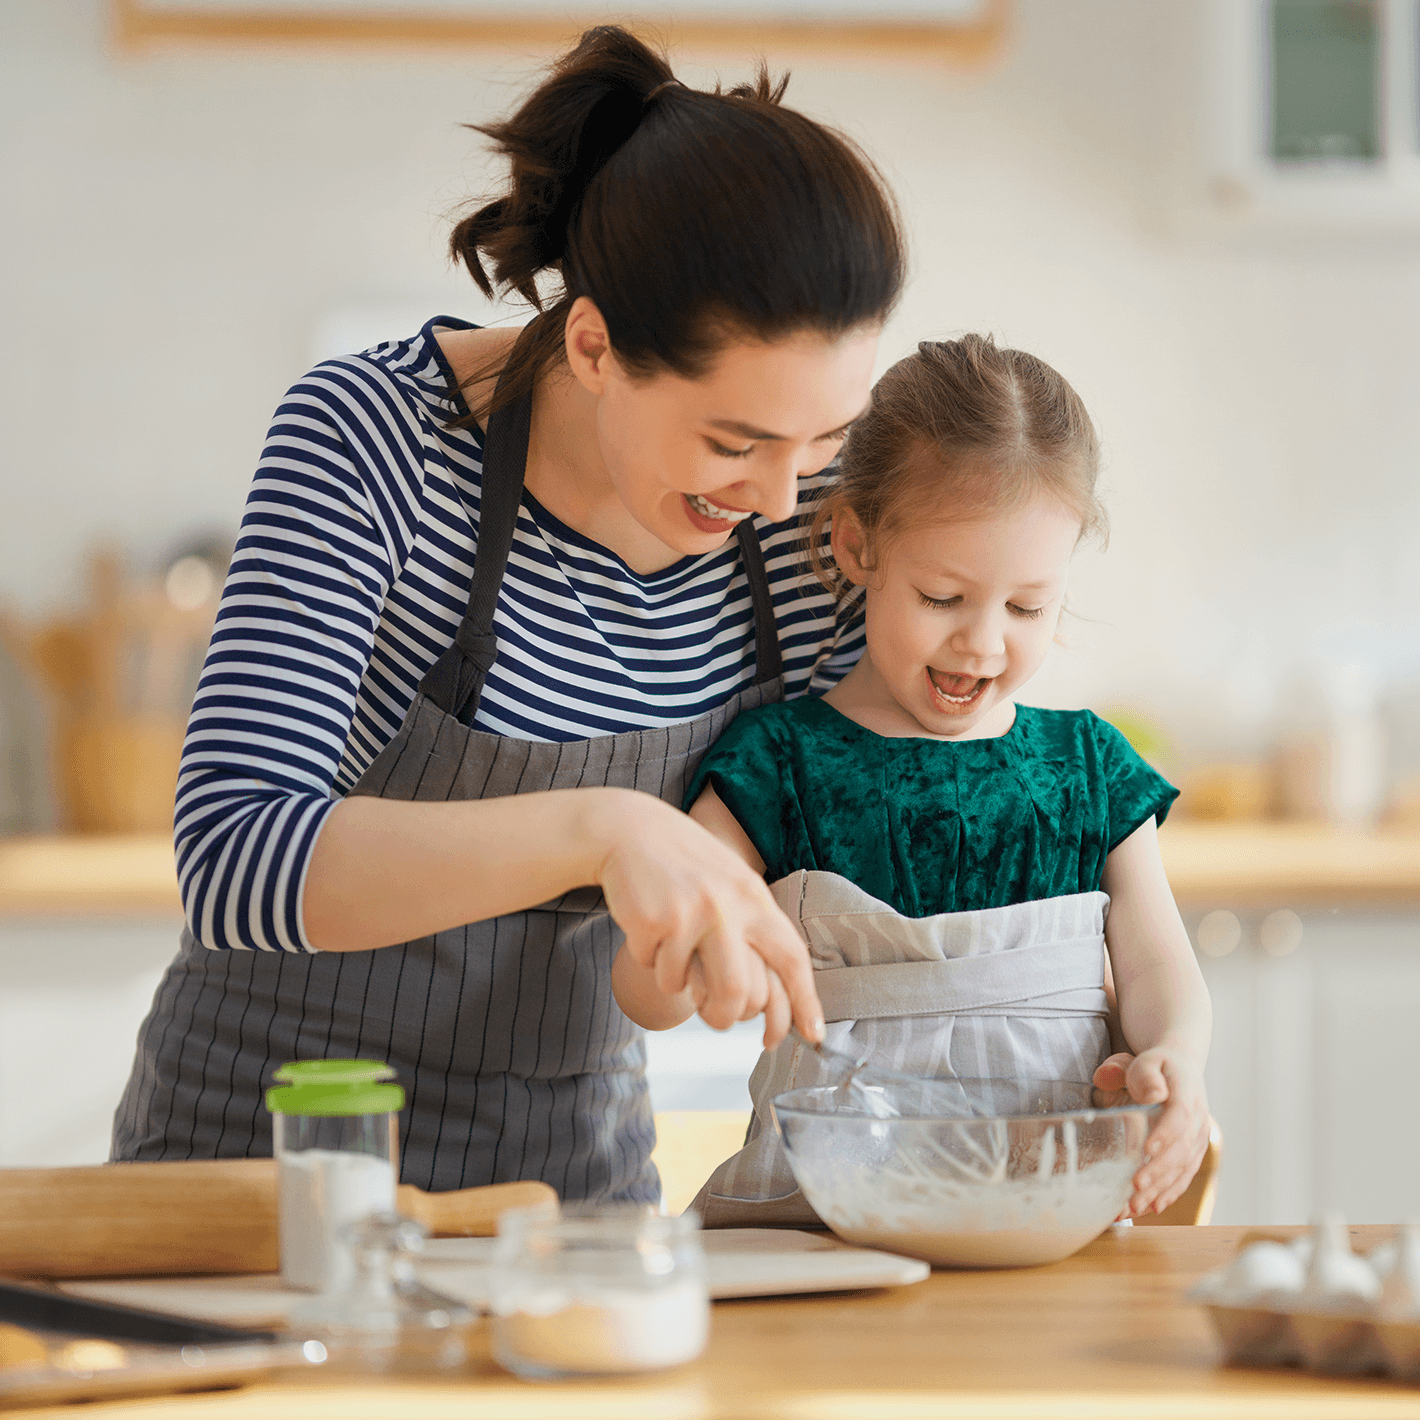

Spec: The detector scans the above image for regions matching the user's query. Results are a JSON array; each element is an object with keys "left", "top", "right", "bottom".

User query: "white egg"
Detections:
[
  {"left": 1379, "top": 1221, "right": 1420, "bottom": 1315},
  {"left": 1399, "top": 1223, "right": 1420, "bottom": 1295},
  {"left": 1223, "top": 1241, "right": 1307, "bottom": 1297},
  {"left": 1302, "top": 1214, "right": 1382, "bottom": 1305}
]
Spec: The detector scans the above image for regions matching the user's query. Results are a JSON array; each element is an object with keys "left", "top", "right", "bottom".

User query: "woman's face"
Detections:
[{"left": 572, "top": 305, "right": 880, "bottom": 556}]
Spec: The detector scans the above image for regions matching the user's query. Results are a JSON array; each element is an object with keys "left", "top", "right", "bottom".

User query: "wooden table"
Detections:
[{"left": 19, "top": 1227, "right": 1420, "bottom": 1419}]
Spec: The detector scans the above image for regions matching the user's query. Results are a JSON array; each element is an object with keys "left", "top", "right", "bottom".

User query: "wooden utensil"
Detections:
[{"left": 0, "top": 1159, "right": 555, "bottom": 1279}]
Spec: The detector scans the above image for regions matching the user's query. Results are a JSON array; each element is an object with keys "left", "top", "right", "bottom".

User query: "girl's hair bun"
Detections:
[{"left": 450, "top": 25, "right": 904, "bottom": 415}]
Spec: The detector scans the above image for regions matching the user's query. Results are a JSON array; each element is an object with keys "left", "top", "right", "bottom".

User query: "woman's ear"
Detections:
[
  {"left": 564, "top": 296, "right": 617, "bottom": 395},
  {"left": 830, "top": 506, "right": 874, "bottom": 587}
]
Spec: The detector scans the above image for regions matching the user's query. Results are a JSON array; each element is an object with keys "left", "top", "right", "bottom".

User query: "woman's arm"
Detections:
[
  {"left": 1098, "top": 816, "right": 1213, "bottom": 1215},
  {"left": 311, "top": 785, "right": 818, "bottom": 1046},
  {"left": 177, "top": 351, "right": 822, "bottom": 1041}
]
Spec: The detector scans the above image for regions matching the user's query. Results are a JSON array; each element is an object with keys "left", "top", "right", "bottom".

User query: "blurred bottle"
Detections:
[
  {"left": 1275, "top": 661, "right": 1386, "bottom": 829},
  {"left": 1378, "top": 678, "right": 1420, "bottom": 827}
]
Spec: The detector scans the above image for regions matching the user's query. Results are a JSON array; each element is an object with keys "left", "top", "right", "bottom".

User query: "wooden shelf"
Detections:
[
  {"left": 2, "top": 822, "right": 1417, "bottom": 920},
  {"left": 0, "top": 834, "right": 181, "bottom": 918},
  {"left": 1159, "top": 821, "right": 1420, "bottom": 909},
  {"left": 110, "top": 0, "right": 1008, "bottom": 64}
]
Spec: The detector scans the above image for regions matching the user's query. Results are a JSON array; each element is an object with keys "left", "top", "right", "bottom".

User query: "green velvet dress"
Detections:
[{"left": 685, "top": 698, "right": 1178, "bottom": 918}]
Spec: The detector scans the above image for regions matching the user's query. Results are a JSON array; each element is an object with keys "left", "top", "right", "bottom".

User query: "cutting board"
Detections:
[{"left": 61, "top": 1230, "right": 928, "bottom": 1325}]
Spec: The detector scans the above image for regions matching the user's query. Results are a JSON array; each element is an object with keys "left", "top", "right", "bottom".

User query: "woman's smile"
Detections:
[{"left": 684, "top": 492, "right": 755, "bottom": 528}]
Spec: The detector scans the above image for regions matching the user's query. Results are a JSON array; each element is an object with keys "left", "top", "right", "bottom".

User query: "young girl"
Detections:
[{"left": 613, "top": 335, "right": 1212, "bottom": 1223}]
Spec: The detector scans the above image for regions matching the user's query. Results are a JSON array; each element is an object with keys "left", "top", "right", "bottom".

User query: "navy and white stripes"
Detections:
[{"left": 175, "top": 318, "right": 865, "bottom": 954}]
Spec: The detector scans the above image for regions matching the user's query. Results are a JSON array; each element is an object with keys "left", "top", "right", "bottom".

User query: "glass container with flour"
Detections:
[
  {"left": 266, "top": 1060, "right": 403, "bottom": 1291},
  {"left": 488, "top": 1205, "right": 709, "bottom": 1379}
]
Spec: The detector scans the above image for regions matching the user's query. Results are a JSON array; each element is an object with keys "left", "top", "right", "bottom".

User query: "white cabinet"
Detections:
[
  {"left": 0, "top": 918, "right": 180, "bottom": 1166},
  {"left": 1194, "top": 907, "right": 1420, "bottom": 1225}
]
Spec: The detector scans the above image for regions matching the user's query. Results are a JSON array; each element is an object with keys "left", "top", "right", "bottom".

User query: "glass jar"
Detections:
[
  {"left": 489, "top": 1206, "right": 709, "bottom": 1379},
  {"left": 287, "top": 1213, "right": 472, "bottom": 1375},
  {"left": 266, "top": 1059, "right": 404, "bottom": 1292}
]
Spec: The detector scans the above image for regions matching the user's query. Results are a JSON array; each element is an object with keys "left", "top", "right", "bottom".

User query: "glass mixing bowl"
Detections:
[{"left": 771, "top": 1077, "right": 1160, "bottom": 1269}]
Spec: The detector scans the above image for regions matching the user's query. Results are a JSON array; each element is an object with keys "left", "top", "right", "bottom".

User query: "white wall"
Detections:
[{"left": 3, "top": 0, "right": 1418, "bottom": 770}]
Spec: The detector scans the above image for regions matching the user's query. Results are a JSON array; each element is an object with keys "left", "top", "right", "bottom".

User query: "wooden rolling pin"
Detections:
[{"left": 0, "top": 1159, "right": 556, "bottom": 1279}]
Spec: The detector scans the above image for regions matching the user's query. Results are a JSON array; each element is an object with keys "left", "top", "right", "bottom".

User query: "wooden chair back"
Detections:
[
  {"left": 651, "top": 1110, "right": 751, "bottom": 1216},
  {"left": 1132, "top": 1119, "right": 1224, "bottom": 1227}
]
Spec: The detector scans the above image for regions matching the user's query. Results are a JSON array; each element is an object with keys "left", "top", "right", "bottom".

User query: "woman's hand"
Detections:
[
  {"left": 1093, "top": 1049, "right": 1211, "bottom": 1217},
  {"left": 595, "top": 788, "right": 823, "bottom": 1048}
]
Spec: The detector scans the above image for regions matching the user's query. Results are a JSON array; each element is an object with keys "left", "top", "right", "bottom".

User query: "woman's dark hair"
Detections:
[
  {"left": 809, "top": 335, "right": 1105, "bottom": 600},
  {"left": 449, "top": 25, "right": 905, "bottom": 417}
]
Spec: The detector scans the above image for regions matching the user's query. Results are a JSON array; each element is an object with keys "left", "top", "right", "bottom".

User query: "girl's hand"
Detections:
[
  {"left": 595, "top": 788, "right": 823, "bottom": 1048},
  {"left": 1093, "top": 1050, "right": 1211, "bottom": 1218}
]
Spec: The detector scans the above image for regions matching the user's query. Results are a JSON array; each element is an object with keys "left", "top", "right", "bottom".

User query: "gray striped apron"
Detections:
[
  {"left": 111, "top": 346, "right": 786, "bottom": 1204},
  {"left": 694, "top": 874, "right": 1111, "bottom": 1226}
]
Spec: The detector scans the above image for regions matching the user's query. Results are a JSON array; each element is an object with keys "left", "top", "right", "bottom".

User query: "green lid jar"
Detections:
[
  {"left": 266, "top": 1058, "right": 405, "bottom": 1118},
  {"left": 268, "top": 1059, "right": 405, "bottom": 1292}
]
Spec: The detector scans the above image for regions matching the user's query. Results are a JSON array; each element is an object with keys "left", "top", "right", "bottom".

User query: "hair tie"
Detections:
[{"left": 643, "top": 79, "right": 684, "bottom": 106}]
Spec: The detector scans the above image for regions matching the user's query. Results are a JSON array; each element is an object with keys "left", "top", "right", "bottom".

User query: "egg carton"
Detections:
[{"left": 1190, "top": 1218, "right": 1420, "bottom": 1383}]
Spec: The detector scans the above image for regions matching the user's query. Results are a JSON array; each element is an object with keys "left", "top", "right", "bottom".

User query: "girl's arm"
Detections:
[
  {"left": 608, "top": 784, "right": 799, "bottom": 1046},
  {"left": 1098, "top": 816, "right": 1213, "bottom": 1216}
]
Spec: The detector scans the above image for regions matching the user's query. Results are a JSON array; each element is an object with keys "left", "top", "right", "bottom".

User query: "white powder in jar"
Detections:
[
  {"left": 492, "top": 1278, "right": 709, "bottom": 1376},
  {"left": 277, "top": 1147, "right": 396, "bottom": 1291}
]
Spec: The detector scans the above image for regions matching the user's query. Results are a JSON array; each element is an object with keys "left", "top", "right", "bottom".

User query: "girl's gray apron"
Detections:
[
  {"left": 695, "top": 873, "right": 1111, "bottom": 1226},
  {"left": 111, "top": 351, "right": 785, "bottom": 1205}
]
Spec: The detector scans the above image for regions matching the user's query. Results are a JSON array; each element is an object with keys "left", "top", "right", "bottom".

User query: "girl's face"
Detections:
[
  {"left": 569, "top": 303, "right": 880, "bottom": 555},
  {"left": 834, "top": 490, "right": 1083, "bottom": 740}
]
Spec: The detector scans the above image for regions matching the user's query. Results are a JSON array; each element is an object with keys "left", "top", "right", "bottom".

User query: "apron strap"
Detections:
[
  {"left": 736, "top": 516, "right": 783, "bottom": 687},
  {"left": 422, "top": 321, "right": 784, "bottom": 721},
  {"left": 813, "top": 937, "right": 1109, "bottom": 1024}
]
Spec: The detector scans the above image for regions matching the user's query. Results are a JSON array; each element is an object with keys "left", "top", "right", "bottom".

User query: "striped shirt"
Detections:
[{"left": 176, "top": 318, "right": 866, "bottom": 954}]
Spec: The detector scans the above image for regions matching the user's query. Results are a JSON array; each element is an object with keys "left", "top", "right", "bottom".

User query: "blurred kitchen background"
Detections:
[{"left": 2, "top": 0, "right": 1419, "bottom": 1224}]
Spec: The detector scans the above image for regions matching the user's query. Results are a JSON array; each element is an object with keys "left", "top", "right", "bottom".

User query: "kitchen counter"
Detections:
[
  {"left": 19, "top": 1227, "right": 1420, "bottom": 1418},
  {"left": 2, "top": 823, "right": 1419, "bottom": 918}
]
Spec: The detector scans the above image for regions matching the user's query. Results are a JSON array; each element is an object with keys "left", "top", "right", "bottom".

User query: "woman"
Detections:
[{"left": 112, "top": 26, "right": 905, "bottom": 1205}]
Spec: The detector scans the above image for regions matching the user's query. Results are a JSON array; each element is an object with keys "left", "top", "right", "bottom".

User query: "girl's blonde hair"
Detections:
[{"left": 809, "top": 334, "right": 1105, "bottom": 599}]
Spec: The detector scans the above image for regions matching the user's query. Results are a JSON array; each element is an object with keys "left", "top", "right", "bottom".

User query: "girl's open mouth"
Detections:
[{"left": 927, "top": 668, "right": 990, "bottom": 711}]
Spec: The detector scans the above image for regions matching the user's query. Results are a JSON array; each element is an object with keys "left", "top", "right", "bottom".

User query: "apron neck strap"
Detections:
[
  {"left": 735, "top": 516, "right": 783, "bottom": 687},
  {"left": 422, "top": 322, "right": 784, "bottom": 722}
]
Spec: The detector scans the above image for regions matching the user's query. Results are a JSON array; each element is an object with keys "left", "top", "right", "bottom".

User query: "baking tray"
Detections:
[{"left": 0, "top": 1278, "right": 322, "bottom": 1409}]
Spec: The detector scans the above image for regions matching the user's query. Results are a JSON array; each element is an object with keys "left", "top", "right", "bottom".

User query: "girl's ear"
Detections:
[
  {"left": 830, "top": 506, "right": 874, "bottom": 587},
  {"left": 563, "top": 296, "right": 617, "bottom": 395}
]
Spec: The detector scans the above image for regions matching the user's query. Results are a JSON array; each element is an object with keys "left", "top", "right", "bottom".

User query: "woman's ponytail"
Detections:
[
  {"left": 452, "top": 27, "right": 672, "bottom": 308},
  {"left": 449, "top": 25, "right": 904, "bottom": 417}
]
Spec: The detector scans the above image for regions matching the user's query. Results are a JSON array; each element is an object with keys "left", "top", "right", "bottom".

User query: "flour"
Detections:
[
  {"left": 795, "top": 1115, "right": 1137, "bottom": 1269},
  {"left": 491, "top": 1278, "right": 709, "bottom": 1376},
  {"left": 277, "top": 1147, "right": 396, "bottom": 1291}
]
